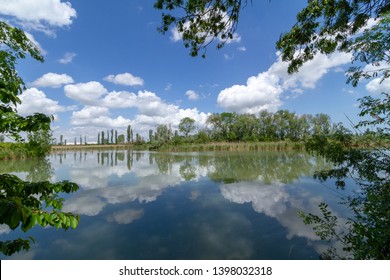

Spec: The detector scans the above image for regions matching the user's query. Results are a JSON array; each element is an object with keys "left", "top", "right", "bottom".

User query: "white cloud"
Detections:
[
  {"left": 0, "top": 0, "right": 77, "bottom": 34},
  {"left": 58, "top": 52, "right": 76, "bottom": 64},
  {"left": 366, "top": 77, "right": 390, "bottom": 94},
  {"left": 70, "top": 106, "right": 131, "bottom": 128},
  {"left": 106, "top": 209, "right": 144, "bottom": 224},
  {"left": 363, "top": 61, "right": 389, "bottom": 95},
  {"left": 171, "top": 25, "right": 184, "bottom": 42},
  {"left": 237, "top": 46, "right": 246, "bottom": 52},
  {"left": 64, "top": 85, "right": 210, "bottom": 138},
  {"left": 65, "top": 81, "right": 108, "bottom": 105},
  {"left": 269, "top": 51, "right": 352, "bottom": 90},
  {"left": 185, "top": 90, "right": 200, "bottom": 101},
  {"left": 225, "top": 32, "right": 241, "bottom": 44},
  {"left": 101, "top": 90, "right": 179, "bottom": 117},
  {"left": 104, "top": 73, "right": 144, "bottom": 87},
  {"left": 63, "top": 195, "right": 106, "bottom": 216},
  {"left": 224, "top": 53, "right": 234, "bottom": 60},
  {"left": 31, "top": 72, "right": 74, "bottom": 88},
  {"left": 217, "top": 72, "right": 283, "bottom": 113},
  {"left": 217, "top": 51, "right": 352, "bottom": 114},
  {"left": 16, "top": 87, "right": 71, "bottom": 116},
  {"left": 165, "top": 83, "right": 172, "bottom": 91}
]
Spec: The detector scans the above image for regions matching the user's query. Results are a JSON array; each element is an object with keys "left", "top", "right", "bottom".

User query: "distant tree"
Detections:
[
  {"left": 135, "top": 133, "right": 144, "bottom": 144},
  {"left": 98, "top": 132, "right": 100, "bottom": 144},
  {"left": 111, "top": 129, "right": 114, "bottom": 144},
  {"left": 156, "top": 124, "right": 171, "bottom": 144},
  {"left": 179, "top": 117, "right": 196, "bottom": 137},
  {"left": 101, "top": 131, "right": 105, "bottom": 144},
  {"left": 115, "top": 130, "right": 118, "bottom": 144},
  {"left": 127, "top": 125, "right": 132, "bottom": 143},
  {"left": 117, "top": 134, "right": 125, "bottom": 144},
  {"left": 59, "top": 134, "right": 63, "bottom": 145}
]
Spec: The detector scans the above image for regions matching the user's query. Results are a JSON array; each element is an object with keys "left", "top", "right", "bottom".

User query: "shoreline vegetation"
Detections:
[
  {"left": 1, "top": 136, "right": 388, "bottom": 160},
  {"left": 50, "top": 141, "right": 306, "bottom": 153}
]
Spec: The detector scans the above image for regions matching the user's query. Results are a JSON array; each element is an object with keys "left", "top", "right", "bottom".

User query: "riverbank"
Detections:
[{"left": 51, "top": 141, "right": 306, "bottom": 152}]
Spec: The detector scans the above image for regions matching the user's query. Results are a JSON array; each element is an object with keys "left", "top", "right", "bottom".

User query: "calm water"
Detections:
[{"left": 1, "top": 149, "right": 351, "bottom": 260}]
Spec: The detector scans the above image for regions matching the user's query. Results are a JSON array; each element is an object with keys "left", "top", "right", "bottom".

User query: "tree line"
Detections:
[{"left": 55, "top": 110, "right": 341, "bottom": 148}]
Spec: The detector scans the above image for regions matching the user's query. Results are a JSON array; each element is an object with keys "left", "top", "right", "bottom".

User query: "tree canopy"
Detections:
[{"left": 155, "top": 0, "right": 389, "bottom": 85}]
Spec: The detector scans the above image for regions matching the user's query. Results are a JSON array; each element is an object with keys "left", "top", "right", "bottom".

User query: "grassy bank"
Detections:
[{"left": 0, "top": 143, "right": 34, "bottom": 160}]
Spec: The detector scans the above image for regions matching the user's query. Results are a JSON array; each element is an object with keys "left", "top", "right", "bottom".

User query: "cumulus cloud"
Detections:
[
  {"left": 65, "top": 81, "right": 108, "bottom": 105},
  {"left": 269, "top": 52, "right": 352, "bottom": 90},
  {"left": 71, "top": 106, "right": 131, "bottom": 128},
  {"left": 58, "top": 52, "right": 76, "bottom": 64},
  {"left": 16, "top": 87, "right": 71, "bottom": 116},
  {"left": 361, "top": 61, "right": 390, "bottom": 95},
  {"left": 0, "top": 0, "right": 77, "bottom": 34},
  {"left": 104, "top": 73, "right": 144, "bottom": 87},
  {"left": 31, "top": 73, "right": 74, "bottom": 88},
  {"left": 185, "top": 90, "right": 200, "bottom": 101},
  {"left": 106, "top": 209, "right": 144, "bottom": 224},
  {"left": 217, "top": 51, "right": 352, "bottom": 113},
  {"left": 217, "top": 72, "right": 283, "bottom": 113},
  {"left": 366, "top": 77, "right": 390, "bottom": 95},
  {"left": 66, "top": 86, "right": 209, "bottom": 136},
  {"left": 63, "top": 195, "right": 106, "bottom": 216}
]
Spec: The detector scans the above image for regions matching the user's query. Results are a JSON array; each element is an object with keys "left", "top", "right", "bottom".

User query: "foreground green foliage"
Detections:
[
  {"left": 0, "top": 21, "right": 80, "bottom": 256},
  {"left": 155, "top": 0, "right": 389, "bottom": 85},
  {"left": 302, "top": 93, "right": 390, "bottom": 259},
  {"left": 0, "top": 174, "right": 80, "bottom": 255},
  {"left": 276, "top": 1, "right": 389, "bottom": 86}
]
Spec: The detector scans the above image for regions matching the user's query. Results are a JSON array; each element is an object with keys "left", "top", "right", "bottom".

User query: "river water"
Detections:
[{"left": 0, "top": 149, "right": 351, "bottom": 259}]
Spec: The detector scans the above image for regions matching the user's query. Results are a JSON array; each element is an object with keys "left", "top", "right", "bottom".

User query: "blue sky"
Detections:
[{"left": 1, "top": 0, "right": 387, "bottom": 143}]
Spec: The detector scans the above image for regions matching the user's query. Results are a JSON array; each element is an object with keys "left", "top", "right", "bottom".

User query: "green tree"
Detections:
[
  {"left": 127, "top": 125, "right": 132, "bottom": 143},
  {"left": 0, "top": 21, "right": 79, "bottom": 256},
  {"left": 179, "top": 117, "right": 196, "bottom": 137},
  {"left": 117, "top": 134, "right": 125, "bottom": 144},
  {"left": 155, "top": 0, "right": 389, "bottom": 85},
  {"left": 154, "top": 0, "right": 244, "bottom": 57},
  {"left": 26, "top": 129, "right": 54, "bottom": 157},
  {"left": 276, "top": 1, "right": 389, "bottom": 86},
  {"left": 149, "top": 129, "right": 154, "bottom": 143},
  {"left": 302, "top": 93, "right": 390, "bottom": 259}
]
